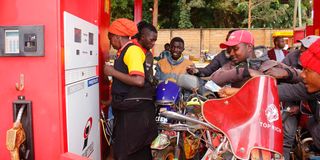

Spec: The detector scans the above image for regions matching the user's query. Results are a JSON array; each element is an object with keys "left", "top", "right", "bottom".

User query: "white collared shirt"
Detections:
[{"left": 274, "top": 49, "right": 285, "bottom": 62}]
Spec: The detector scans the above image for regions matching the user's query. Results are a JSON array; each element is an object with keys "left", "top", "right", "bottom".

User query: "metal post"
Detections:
[
  {"left": 293, "top": 0, "right": 298, "bottom": 30},
  {"left": 248, "top": 0, "right": 252, "bottom": 29},
  {"left": 298, "top": 0, "right": 302, "bottom": 27},
  {"left": 152, "top": 0, "right": 158, "bottom": 27}
]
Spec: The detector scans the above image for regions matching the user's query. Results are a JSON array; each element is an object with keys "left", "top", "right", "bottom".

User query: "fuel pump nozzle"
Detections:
[{"left": 6, "top": 102, "right": 26, "bottom": 160}]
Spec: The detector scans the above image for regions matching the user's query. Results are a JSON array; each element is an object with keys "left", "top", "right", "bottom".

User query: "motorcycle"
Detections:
[
  {"left": 160, "top": 76, "right": 284, "bottom": 160},
  {"left": 152, "top": 74, "right": 207, "bottom": 160},
  {"left": 291, "top": 101, "right": 320, "bottom": 160}
]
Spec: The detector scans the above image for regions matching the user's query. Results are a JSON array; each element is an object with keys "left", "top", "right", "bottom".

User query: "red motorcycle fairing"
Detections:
[{"left": 202, "top": 76, "right": 283, "bottom": 159}]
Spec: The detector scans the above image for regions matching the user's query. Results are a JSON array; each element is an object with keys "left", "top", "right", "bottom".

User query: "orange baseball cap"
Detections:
[{"left": 108, "top": 18, "right": 138, "bottom": 37}]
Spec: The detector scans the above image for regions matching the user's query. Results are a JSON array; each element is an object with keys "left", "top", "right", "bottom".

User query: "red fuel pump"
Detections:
[{"left": 0, "top": 0, "right": 110, "bottom": 159}]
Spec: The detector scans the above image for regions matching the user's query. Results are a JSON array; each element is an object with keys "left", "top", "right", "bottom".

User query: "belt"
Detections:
[
  {"left": 112, "top": 94, "right": 153, "bottom": 102},
  {"left": 112, "top": 95, "right": 126, "bottom": 101}
]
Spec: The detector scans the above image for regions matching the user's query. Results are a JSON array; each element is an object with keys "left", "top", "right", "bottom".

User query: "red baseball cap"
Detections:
[
  {"left": 300, "top": 38, "right": 320, "bottom": 74},
  {"left": 220, "top": 30, "right": 255, "bottom": 49}
]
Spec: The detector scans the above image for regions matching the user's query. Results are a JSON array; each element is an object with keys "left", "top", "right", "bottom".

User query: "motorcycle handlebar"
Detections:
[{"left": 159, "top": 110, "right": 217, "bottom": 131}]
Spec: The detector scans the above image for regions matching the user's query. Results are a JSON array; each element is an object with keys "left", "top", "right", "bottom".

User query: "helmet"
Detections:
[{"left": 156, "top": 80, "right": 180, "bottom": 106}]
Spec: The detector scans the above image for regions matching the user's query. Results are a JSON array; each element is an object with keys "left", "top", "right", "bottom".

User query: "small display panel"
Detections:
[
  {"left": 74, "top": 28, "right": 82, "bottom": 43},
  {"left": 88, "top": 32, "right": 94, "bottom": 45},
  {"left": 24, "top": 34, "right": 37, "bottom": 52},
  {"left": 0, "top": 25, "right": 44, "bottom": 57},
  {"left": 5, "top": 30, "right": 19, "bottom": 54}
]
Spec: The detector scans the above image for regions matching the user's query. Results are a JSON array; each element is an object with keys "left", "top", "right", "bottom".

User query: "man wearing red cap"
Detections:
[
  {"left": 278, "top": 39, "right": 320, "bottom": 154},
  {"left": 104, "top": 18, "right": 158, "bottom": 160},
  {"left": 211, "top": 30, "right": 299, "bottom": 88},
  {"left": 299, "top": 38, "right": 320, "bottom": 153},
  {"left": 280, "top": 35, "right": 320, "bottom": 160},
  {"left": 187, "top": 29, "right": 238, "bottom": 77}
]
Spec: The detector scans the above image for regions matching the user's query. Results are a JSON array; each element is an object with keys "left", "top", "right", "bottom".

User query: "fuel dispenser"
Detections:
[
  {"left": 0, "top": 0, "right": 110, "bottom": 159},
  {"left": 63, "top": 12, "right": 100, "bottom": 159}
]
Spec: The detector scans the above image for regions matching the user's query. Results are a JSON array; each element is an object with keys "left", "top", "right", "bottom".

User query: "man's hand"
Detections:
[
  {"left": 287, "top": 106, "right": 300, "bottom": 116},
  {"left": 104, "top": 63, "right": 115, "bottom": 76},
  {"left": 248, "top": 69, "right": 263, "bottom": 77},
  {"left": 186, "top": 65, "right": 199, "bottom": 75},
  {"left": 264, "top": 68, "right": 289, "bottom": 79},
  {"left": 218, "top": 87, "right": 240, "bottom": 98}
]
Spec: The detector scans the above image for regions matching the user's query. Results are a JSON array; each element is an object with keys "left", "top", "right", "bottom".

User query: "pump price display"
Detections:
[
  {"left": 5, "top": 30, "right": 19, "bottom": 54},
  {"left": 74, "top": 28, "right": 82, "bottom": 43}
]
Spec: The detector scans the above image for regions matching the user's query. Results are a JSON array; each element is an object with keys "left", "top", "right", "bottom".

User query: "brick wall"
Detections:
[{"left": 154, "top": 28, "right": 292, "bottom": 58}]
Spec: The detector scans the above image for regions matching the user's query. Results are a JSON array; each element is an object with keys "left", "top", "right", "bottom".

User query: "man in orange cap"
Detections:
[
  {"left": 104, "top": 18, "right": 158, "bottom": 160},
  {"left": 107, "top": 18, "right": 139, "bottom": 37}
]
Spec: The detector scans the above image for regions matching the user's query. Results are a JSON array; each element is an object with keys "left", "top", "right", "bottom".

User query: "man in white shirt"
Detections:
[{"left": 268, "top": 36, "right": 289, "bottom": 62}]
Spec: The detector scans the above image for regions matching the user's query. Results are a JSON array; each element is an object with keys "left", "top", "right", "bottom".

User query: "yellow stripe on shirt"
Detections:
[{"left": 123, "top": 45, "right": 146, "bottom": 77}]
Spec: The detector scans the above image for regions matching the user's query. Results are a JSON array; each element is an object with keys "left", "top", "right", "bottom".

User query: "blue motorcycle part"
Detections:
[{"left": 155, "top": 80, "right": 180, "bottom": 106}]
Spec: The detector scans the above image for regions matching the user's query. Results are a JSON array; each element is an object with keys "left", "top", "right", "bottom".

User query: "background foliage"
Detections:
[{"left": 111, "top": 0, "right": 312, "bottom": 29}]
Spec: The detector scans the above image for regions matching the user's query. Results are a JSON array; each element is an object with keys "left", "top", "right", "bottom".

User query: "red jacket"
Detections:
[{"left": 267, "top": 48, "right": 289, "bottom": 61}]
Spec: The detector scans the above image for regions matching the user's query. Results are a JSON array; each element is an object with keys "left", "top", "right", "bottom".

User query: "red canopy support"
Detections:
[{"left": 134, "top": 0, "right": 143, "bottom": 23}]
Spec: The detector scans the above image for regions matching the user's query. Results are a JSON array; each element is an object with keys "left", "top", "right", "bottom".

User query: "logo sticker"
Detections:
[
  {"left": 229, "top": 35, "right": 235, "bottom": 40},
  {"left": 88, "top": 77, "right": 98, "bottom": 87},
  {"left": 83, "top": 117, "right": 93, "bottom": 150},
  {"left": 265, "top": 104, "right": 279, "bottom": 123}
]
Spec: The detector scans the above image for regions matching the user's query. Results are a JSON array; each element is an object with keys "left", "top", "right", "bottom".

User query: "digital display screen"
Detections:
[
  {"left": 74, "top": 28, "right": 81, "bottom": 43},
  {"left": 4, "top": 30, "right": 19, "bottom": 54},
  {"left": 88, "top": 32, "right": 94, "bottom": 45}
]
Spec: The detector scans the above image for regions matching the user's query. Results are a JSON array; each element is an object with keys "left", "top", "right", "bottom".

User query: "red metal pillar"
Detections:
[
  {"left": 314, "top": 0, "right": 320, "bottom": 35},
  {"left": 134, "top": 0, "right": 143, "bottom": 23}
]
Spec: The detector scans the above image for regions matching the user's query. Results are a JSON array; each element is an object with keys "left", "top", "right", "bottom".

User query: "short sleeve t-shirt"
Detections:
[{"left": 123, "top": 45, "right": 146, "bottom": 77}]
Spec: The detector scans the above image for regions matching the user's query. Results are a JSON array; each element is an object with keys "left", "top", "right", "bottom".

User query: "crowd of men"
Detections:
[{"left": 103, "top": 18, "right": 320, "bottom": 160}]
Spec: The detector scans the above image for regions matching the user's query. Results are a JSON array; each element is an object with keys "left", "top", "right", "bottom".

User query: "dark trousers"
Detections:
[
  {"left": 282, "top": 112, "right": 298, "bottom": 160},
  {"left": 111, "top": 100, "right": 158, "bottom": 160},
  {"left": 307, "top": 117, "right": 320, "bottom": 149}
]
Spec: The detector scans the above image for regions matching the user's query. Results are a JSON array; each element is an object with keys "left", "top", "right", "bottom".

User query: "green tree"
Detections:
[
  {"left": 158, "top": 1, "right": 179, "bottom": 28},
  {"left": 111, "top": 0, "right": 154, "bottom": 23},
  {"left": 200, "top": 0, "right": 245, "bottom": 28},
  {"left": 237, "top": 0, "right": 311, "bottom": 28},
  {"left": 110, "top": 0, "right": 312, "bottom": 29},
  {"left": 110, "top": 0, "right": 134, "bottom": 21},
  {"left": 178, "top": 0, "right": 194, "bottom": 28}
]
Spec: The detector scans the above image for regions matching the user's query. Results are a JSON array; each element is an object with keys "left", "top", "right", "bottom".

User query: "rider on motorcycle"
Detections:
[
  {"left": 219, "top": 38, "right": 320, "bottom": 156},
  {"left": 210, "top": 30, "right": 299, "bottom": 88},
  {"left": 278, "top": 38, "right": 320, "bottom": 153},
  {"left": 186, "top": 29, "right": 238, "bottom": 77}
]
